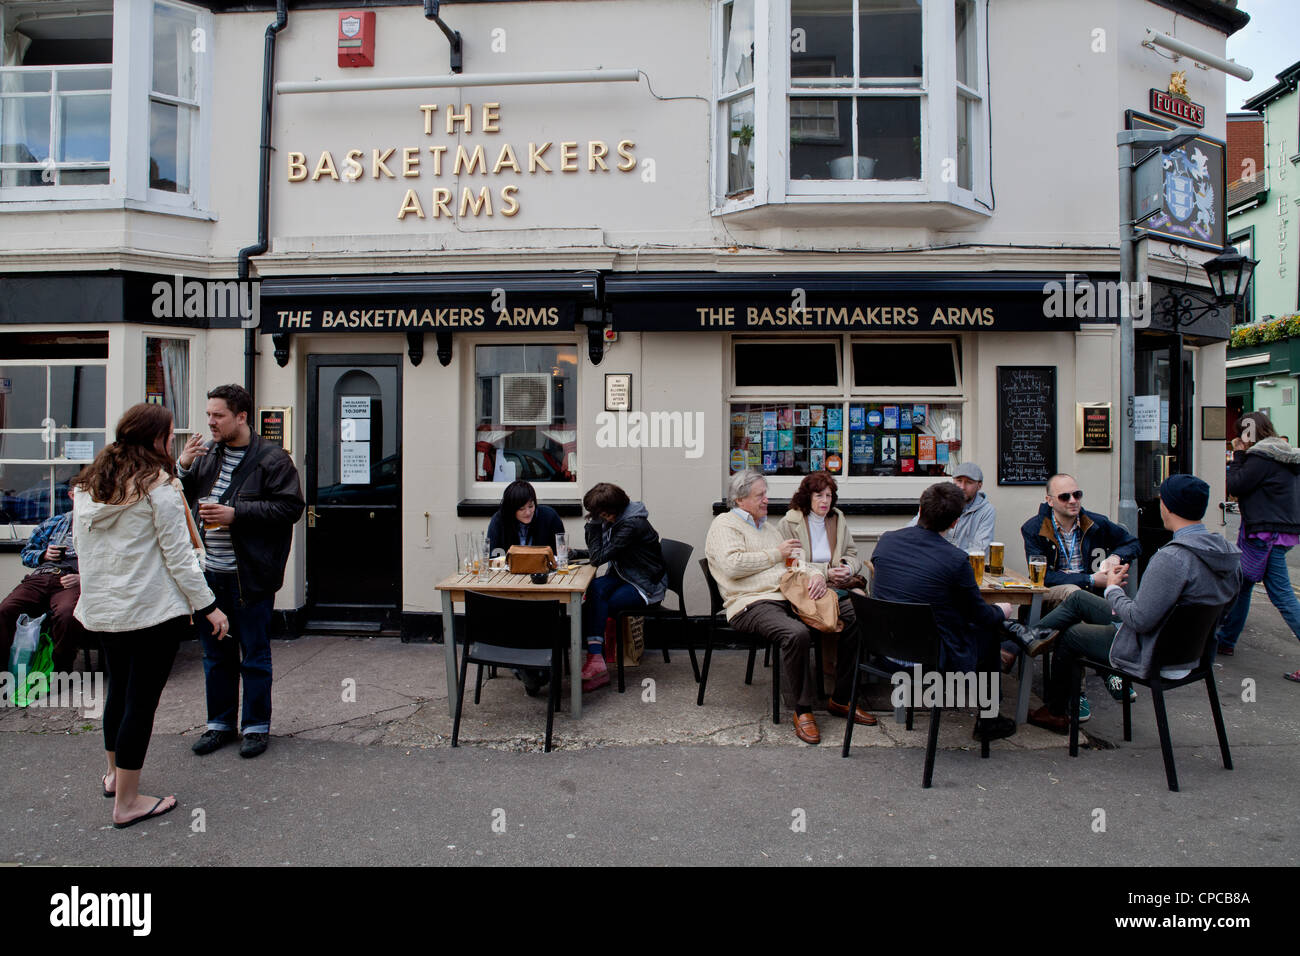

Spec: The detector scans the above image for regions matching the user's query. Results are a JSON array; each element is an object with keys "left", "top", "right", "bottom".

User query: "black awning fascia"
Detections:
[
  {"left": 603, "top": 273, "right": 1093, "bottom": 297},
  {"left": 261, "top": 271, "right": 601, "bottom": 303}
]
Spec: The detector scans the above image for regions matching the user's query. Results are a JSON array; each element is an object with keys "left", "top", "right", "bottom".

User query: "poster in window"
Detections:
[
  {"left": 779, "top": 451, "right": 794, "bottom": 468},
  {"left": 778, "top": 430, "right": 794, "bottom": 450},
  {"left": 883, "top": 406, "right": 899, "bottom": 430},
  {"left": 913, "top": 404, "right": 928, "bottom": 429},
  {"left": 779, "top": 408, "right": 793, "bottom": 428},
  {"left": 900, "top": 458, "right": 915, "bottom": 473},
  {"left": 850, "top": 407, "right": 866, "bottom": 430},
  {"left": 900, "top": 407, "right": 913, "bottom": 429},
  {"left": 851, "top": 433, "right": 873, "bottom": 464},
  {"left": 763, "top": 430, "right": 777, "bottom": 451},
  {"left": 826, "top": 453, "right": 842, "bottom": 473},
  {"left": 881, "top": 436, "right": 898, "bottom": 463},
  {"left": 900, "top": 434, "right": 914, "bottom": 457},
  {"left": 747, "top": 446, "right": 761, "bottom": 468},
  {"left": 746, "top": 424, "right": 762, "bottom": 443},
  {"left": 810, "top": 449, "right": 826, "bottom": 471},
  {"left": 795, "top": 408, "right": 809, "bottom": 427},
  {"left": 827, "top": 431, "right": 842, "bottom": 453},
  {"left": 731, "top": 449, "right": 748, "bottom": 471},
  {"left": 918, "top": 435, "right": 936, "bottom": 464},
  {"left": 810, "top": 405, "right": 825, "bottom": 427},
  {"left": 865, "top": 409, "right": 881, "bottom": 429},
  {"left": 762, "top": 452, "right": 777, "bottom": 472},
  {"left": 340, "top": 442, "right": 370, "bottom": 484},
  {"left": 937, "top": 442, "right": 950, "bottom": 464},
  {"left": 763, "top": 410, "right": 778, "bottom": 431},
  {"left": 731, "top": 411, "right": 747, "bottom": 427},
  {"left": 827, "top": 407, "right": 842, "bottom": 431},
  {"left": 810, "top": 428, "right": 825, "bottom": 449}
]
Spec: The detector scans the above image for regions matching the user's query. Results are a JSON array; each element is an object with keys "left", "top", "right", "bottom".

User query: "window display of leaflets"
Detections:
[
  {"left": 826, "top": 431, "right": 842, "bottom": 452},
  {"left": 826, "top": 453, "right": 842, "bottom": 473},
  {"left": 899, "top": 434, "right": 914, "bottom": 457},
  {"left": 731, "top": 412, "right": 747, "bottom": 427},
  {"left": 881, "top": 436, "right": 898, "bottom": 462},
  {"left": 849, "top": 407, "right": 865, "bottom": 430},
  {"left": 778, "top": 408, "right": 793, "bottom": 428},
  {"left": 763, "top": 410, "right": 778, "bottom": 431},
  {"left": 851, "top": 433, "right": 873, "bottom": 463},
  {"left": 810, "top": 448, "right": 826, "bottom": 471},
  {"left": 900, "top": 458, "right": 915, "bottom": 473},
  {"left": 883, "top": 406, "right": 899, "bottom": 430},
  {"left": 779, "top": 450, "right": 795, "bottom": 468},
  {"left": 747, "top": 425, "right": 763, "bottom": 443},
  {"left": 810, "top": 405, "right": 825, "bottom": 427},
  {"left": 749, "top": 411, "right": 764, "bottom": 430},
  {"left": 866, "top": 408, "right": 883, "bottom": 428},
  {"left": 731, "top": 449, "right": 748, "bottom": 471},
  {"left": 913, "top": 404, "right": 928, "bottom": 428},
  {"left": 747, "top": 447, "right": 761, "bottom": 468},
  {"left": 827, "top": 407, "right": 842, "bottom": 431},
  {"left": 900, "top": 406, "right": 913, "bottom": 429},
  {"left": 795, "top": 408, "right": 809, "bottom": 427},
  {"left": 763, "top": 431, "right": 777, "bottom": 451},
  {"left": 810, "top": 428, "right": 825, "bottom": 449},
  {"left": 762, "top": 452, "right": 777, "bottom": 472},
  {"left": 918, "top": 435, "right": 936, "bottom": 464},
  {"left": 778, "top": 430, "right": 794, "bottom": 451},
  {"left": 937, "top": 443, "right": 950, "bottom": 464}
]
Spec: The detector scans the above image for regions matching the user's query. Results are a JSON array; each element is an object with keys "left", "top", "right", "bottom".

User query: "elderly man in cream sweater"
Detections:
[{"left": 705, "top": 470, "right": 875, "bottom": 744}]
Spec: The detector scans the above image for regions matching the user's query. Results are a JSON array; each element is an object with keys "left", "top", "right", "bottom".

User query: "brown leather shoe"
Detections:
[
  {"left": 792, "top": 712, "right": 821, "bottom": 744},
  {"left": 827, "top": 697, "right": 878, "bottom": 726},
  {"left": 1027, "top": 705, "right": 1070, "bottom": 734}
]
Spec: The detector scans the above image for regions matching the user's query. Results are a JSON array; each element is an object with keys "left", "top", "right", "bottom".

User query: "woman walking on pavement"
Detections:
[
  {"left": 1216, "top": 411, "right": 1300, "bottom": 682},
  {"left": 73, "top": 403, "right": 229, "bottom": 828}
]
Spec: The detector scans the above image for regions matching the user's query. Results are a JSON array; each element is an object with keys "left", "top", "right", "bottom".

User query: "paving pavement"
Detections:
[{"left": 2, "top": 587, "right": 1297, "bottom": 867}]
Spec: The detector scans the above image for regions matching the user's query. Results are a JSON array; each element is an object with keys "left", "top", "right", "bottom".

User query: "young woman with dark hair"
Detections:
[
  {"left": 581, "top": 482, "right": 667, "bottom": 692},
  {"left": 73, "top": 403, "right": 229, "bottom": 828},
  {"left": 485, "top": 479, "right": 566, "bottom": 555}
]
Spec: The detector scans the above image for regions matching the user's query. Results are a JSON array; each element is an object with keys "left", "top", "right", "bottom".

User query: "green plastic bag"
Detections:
[{"left": 15, "top": 631, "right": 55, "bottom": 708}]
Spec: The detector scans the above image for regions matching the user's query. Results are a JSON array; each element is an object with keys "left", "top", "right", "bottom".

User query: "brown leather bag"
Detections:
[
  {"left": 779, "top": 569, "right": 843, "bottom": 633},
  {"left": 507, "top": 545, "right": 556, "bottom": 574}
]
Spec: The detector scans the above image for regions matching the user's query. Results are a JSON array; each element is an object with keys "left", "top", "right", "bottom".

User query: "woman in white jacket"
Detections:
[{"left": 73, "top": 403, "right": 229, "bottom": 829}]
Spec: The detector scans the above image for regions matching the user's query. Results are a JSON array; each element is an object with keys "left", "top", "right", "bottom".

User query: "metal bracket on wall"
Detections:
[
  {"left": 435, "top": 329, "right": 453, "bottom": 367},
  {"left": 271, "top": 332, "right": 291, "bottom": 368},
  {"left": 406, "top": 331, "right": 425, "bottom": 367}
]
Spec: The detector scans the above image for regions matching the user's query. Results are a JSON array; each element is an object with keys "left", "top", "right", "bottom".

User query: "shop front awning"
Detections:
[
  {"left": 603, "top": 272, "right": 1110, "bottom": 333},
  {"left": 258, "top": 271, "right": 601, "bottom": 335}
]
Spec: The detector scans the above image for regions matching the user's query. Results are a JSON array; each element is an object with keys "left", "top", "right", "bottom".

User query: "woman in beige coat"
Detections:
[{"left": 777, "top": 471, "right": 864, "bottom": 597}]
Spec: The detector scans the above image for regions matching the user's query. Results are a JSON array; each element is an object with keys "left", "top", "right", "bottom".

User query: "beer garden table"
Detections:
[
  {"left": 434, "top": 563, "right": 598, "bottom": 719},
  {"left": 979, "top": 570, "right": 1049, "bottom": 725}
]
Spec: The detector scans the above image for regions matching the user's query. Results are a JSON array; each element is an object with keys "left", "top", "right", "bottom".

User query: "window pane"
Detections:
[
  {"left": 1, "top": 72, "right": 51, "bottom": 93},
  {"left": 791, "top": 0, "right": 853, "bottom": 82},
  {"left": 845, "top": 402, "right": 963, "bottom": 476},
  {"left": 852, "top": 342, "right": 959, "bottom": 388},
  {"left": 55, "top": 431, "right": 106, "bottom": 461},
  {"left": 474, "top": 345, "right": 577, "bottom": 483},
  {"left": 59, "top": 69, "right": 112, "bottom": 92},
  {"left": 50, "top": 365, "right": 107, "bottom": 429},
  {"left": 721, "top": 0, "right": 755, "bottom": 94},
  {"left": 0, "top": 464, "right": 56, "bottom": 522},
  {"left": 149, "top": 99, "right": 191, "bottom": 192},
  {"left": 957, "top": 95, "right": 973, "bottom": 189},
  {"left": 856, "top": 97, "right": 921, "bottom": 180},
  {"left": 145, "top": 338, "right": 189, "bottom": 429},
  {"left": 955, "top": 0, "right": 977, "bottom": 88},
  {"left": 735, "top": 343, "right": 839, "bottom": 387},
  {"left": 730, "top": 403, "right": 846, "bottom": 476},
  {"left": 58, "top": 168, "right": 109, "bottom": 185},
  {"left": 58, "top": 93, "right": 110, "bottom": 162},
  {"left": 860, "top": 0, "right": 922, "bottom": 78},
  {"left": 0, "top": 432, "right": 49, "bottom": 459},
  {"left": 0, "top": 366, "right": 47, "bottom": 427},
  {"left": 0, "top": 95, "right": 51, "bottom": 162},
  {"left": 153, "top": 2, "right": 198, "bottom": 100},
  {"left": 726, "top": 94, "right": 755, "bottom": 196},
  {"left": 790, "top": 97, "right": 851, "bottom": 179}
]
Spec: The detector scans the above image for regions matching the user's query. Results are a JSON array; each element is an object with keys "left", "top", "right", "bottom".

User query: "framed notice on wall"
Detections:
[
  {"left": 258, "top": 407, "right": 292, "bottom": 453},
  {"left": 1076, "top": 403, "right": 1112, "bottom": 451}
]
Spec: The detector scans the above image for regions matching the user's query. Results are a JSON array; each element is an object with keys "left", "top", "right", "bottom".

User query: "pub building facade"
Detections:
[{"left": 0, "top": 0, "right": 1246, "bottom": 635}]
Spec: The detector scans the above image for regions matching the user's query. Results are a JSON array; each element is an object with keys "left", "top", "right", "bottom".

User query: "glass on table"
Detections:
[
  {"left": 967, "top": 549, "right": 985, "bottom": 586},
  {"left": 1028, "top": 556, "right": 1047, "bottom": 587},
  {"left": 988, "top": 541, "right": 1004, "bottom": 576},
  {"left": 555, "top": 532, "right": 569, "bottom": 571}
]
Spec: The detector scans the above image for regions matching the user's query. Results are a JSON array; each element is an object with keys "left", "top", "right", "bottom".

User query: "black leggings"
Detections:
[{"left": 99, "top": 617, "right": 186, "bottom": 771}]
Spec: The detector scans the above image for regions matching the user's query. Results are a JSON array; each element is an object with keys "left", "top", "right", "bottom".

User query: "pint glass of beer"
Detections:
[
  {"left": 988, "top": 542, "right": 1004, "bottom": 576},
  {"left": 198, "top": 496, "right": 221, "bottom": 531},
  {"left": 967, "top": 549, "right": 985, "bottom": 586},
  {"left": 787, "top": 546, "right": 803, "bottom": 570},
  {"left": 1028, "top": 556, "right": 1047, "bottom": 586}
]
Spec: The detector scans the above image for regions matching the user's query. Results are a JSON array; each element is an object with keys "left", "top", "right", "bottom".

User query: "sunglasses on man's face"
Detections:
[{"left": 1054, "top": 490, "right": 1084, "bottom": 503}]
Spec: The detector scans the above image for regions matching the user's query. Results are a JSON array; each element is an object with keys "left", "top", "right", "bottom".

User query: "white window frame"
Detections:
[
  {"left": 0, "top": 0, "right": 213, "bottom": 215},
  {"left": 461, "top": 335, "right": 584, "bottom": 503},
  {"left": 712, "top": 0, "right": 992, "bottom": 215}
]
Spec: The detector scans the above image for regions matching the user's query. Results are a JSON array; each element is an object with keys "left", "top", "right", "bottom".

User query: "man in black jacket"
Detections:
[
  {"left": 178, "top": 384, "right": 304, "bottom": 759},
  {"left": 1021, "top": 473, "right": 1141, "bottom": 597}
]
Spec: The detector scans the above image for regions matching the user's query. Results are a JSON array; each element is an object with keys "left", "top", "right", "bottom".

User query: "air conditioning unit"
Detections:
[{"left": 500, "top": 373, "right": 552, "bottom": 426}]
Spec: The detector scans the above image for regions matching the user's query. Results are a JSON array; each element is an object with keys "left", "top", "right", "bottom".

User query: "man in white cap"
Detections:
[{"left": 907, "top": 462, "right": 996, "bottom": 554}]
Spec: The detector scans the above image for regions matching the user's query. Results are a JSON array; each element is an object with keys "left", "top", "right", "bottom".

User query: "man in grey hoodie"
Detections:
[
  {"left": 1027, "top": 475, "right": 1240, "bottom": 732},
  {"left": 906, "top": 461, "right": 996, "bottom": 553}
]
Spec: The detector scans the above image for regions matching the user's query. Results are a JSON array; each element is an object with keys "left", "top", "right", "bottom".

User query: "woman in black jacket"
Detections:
[
  {"left": 580, "top": 483, "right": 667, "bottom": 692},
  {"left": 1217, "top": 412, "right": 1300, "bottom": 680},
  {"left": 485, "top": 480, "right": 566, "bottom": 556}
]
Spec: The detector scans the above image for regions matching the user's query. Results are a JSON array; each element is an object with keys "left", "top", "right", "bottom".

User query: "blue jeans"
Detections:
[
  {"left": 582, "top": 573, "right": 646, "bottom": 651},
  {"left": 1217, "top": 544, "right": 1300, "bottom": 648},
  {"left": 199, "top": 573, "right": 273, "bottom": 734}
]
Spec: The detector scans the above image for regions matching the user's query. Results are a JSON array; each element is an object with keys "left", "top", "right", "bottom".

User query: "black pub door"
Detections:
[
  {"left": 305, "top": 355, "right": 402, "bottom": 631},
  {"left": 1134, "top": 332, "right": 1194, "bottom": 570}
]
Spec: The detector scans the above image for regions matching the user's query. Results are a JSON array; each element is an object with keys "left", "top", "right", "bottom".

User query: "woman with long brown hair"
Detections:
[{"left": 73, "top": 403, "right": 229, "bottom": 828}]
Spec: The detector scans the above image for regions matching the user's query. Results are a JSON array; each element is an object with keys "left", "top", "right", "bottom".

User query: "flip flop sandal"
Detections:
[
  {"left": 113, "top": 796, "right": 177, "bottom": 829},
  {"left": 102, "top": 773, "right": 114, "bottom": 798},
  {"left": 1284, "top": 670, "right": 1300, "bottom": 683}
]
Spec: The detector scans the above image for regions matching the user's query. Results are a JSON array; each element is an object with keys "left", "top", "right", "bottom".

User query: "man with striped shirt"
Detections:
[{"left": 178, "top": 385, "right": 304, "bottom": 759}]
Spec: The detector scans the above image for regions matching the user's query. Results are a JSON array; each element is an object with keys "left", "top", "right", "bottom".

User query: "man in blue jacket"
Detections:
[
  {"left": 1021, "top": 473, "right": 1141, "bottom": 596},
  {"left": 0, "top": 503, "right": 86, "bottom": 673}
]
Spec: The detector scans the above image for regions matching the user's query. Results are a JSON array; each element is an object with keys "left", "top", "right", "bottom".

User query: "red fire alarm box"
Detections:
[{"left": 338, "top": 11, "right": 375, "bottom": 68}]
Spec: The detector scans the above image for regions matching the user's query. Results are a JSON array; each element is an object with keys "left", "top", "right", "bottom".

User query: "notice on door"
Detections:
[
  {"left": 1133, "top": 395, "right": 1160, "bottom": 441},
  {"left": 340, "top": 442, "right": 370, "bottom": 483},
  {"left": 340, "top": 396, "right": 371, "bottom": 419}
]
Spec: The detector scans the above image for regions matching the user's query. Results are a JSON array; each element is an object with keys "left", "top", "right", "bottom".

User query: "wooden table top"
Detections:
[
  {"left": 434, "top": 563, "right": 597, "bottom": 599},
  {"left": 978, "top": 569, "right": 1046, "bottom": 603}
]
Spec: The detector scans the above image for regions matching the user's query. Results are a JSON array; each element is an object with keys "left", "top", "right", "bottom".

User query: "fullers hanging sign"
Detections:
[{"left": 285, "top": 103, "right": 638, "bottom": 220}]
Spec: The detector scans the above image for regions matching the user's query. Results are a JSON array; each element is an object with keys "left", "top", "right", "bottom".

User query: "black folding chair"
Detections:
[
  {"left": 841, "top": 592, "right": 991, "bottom": 788},
  {"left": 614, "top": 538, "right": 700, "bottom": 692},
  {"left": 695, "top": 559, "right": 823, "bottom": 723},
  {"left": 1068, "top": 602, "right": 1232, "bottom": 792},
  {"left": 452, "top": 591, "right": 567, "bottom": 752}
]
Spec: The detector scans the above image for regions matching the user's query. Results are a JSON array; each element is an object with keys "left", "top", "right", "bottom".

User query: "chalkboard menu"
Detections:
[{"left": 997, "top": 367, "right": 1057, "bottom": 485}]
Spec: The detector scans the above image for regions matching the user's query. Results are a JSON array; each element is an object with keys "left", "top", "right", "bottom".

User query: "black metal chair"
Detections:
[
  {"left": 1067, "top": 602, "right": 1232, "bottom": 792},
  {"left": 695, "top": 559, "right": 823, "bottom": 723},
  {"left": 452, "top": 591, "right": 567, "bottom": 752},
  {"left": 613, "top": 538, "right": 700, "bottom": 692},
  {"left": 841, "top": 592, "right": 990, "bottom": 788}
]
